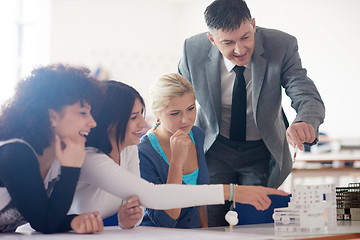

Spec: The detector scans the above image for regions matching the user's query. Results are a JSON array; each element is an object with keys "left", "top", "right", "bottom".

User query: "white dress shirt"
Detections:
[{"left": 219, "top": 56, "right": 261, "bottom": 140}]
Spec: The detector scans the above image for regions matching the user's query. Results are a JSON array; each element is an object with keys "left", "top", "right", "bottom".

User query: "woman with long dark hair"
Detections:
[{"left": 70, "top": 80, "right": 146, "bottom": 229}]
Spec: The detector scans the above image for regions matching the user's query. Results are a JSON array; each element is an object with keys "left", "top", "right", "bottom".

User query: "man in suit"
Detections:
[{"left": 178, "top": 0, "right": 325, "bottom": 227}]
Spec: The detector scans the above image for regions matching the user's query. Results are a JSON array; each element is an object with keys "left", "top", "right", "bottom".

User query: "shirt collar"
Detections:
[{"left": 223, "top": 55, "right": 250, "bottom": 72}]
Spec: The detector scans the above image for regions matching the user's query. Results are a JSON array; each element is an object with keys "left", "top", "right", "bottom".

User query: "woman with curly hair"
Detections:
[{"left": 0, "top": 64, "right": 103, "bottom": 234}]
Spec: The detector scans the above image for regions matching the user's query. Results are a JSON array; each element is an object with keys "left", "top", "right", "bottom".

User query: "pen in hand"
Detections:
[
  {"left": 292, "top": 139, "right": 317, "bottom": 163},
  {"left": 293, "top": 145, "right": 298, "bottom": 163}
]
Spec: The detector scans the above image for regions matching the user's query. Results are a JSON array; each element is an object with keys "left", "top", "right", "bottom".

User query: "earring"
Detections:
[{"left": 154, "top": 121, "right": 160, "bottom": 129}]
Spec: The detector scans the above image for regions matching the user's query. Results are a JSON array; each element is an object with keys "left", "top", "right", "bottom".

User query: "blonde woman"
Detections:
[{"left": 139, "top": 73, "right": 208, "bottom": 228}]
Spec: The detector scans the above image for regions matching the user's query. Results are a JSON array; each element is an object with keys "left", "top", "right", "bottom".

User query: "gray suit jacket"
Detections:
[{"left": 178, "top": 27, "right": 325, "bottom": 188}]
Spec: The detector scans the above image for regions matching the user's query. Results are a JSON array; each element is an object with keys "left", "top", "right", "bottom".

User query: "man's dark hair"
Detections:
[{"left": 205, "top": 0, "right": 252, "bottom": 31}]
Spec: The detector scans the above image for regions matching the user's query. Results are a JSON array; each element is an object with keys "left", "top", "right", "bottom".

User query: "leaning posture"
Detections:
[{"left": 0, "top": 64, "right": 103, "bottom": 233}]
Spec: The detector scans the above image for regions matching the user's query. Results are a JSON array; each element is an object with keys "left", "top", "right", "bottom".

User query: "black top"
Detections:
[{"left": 0, "top": 140, "right": 80, "bottom": 233}]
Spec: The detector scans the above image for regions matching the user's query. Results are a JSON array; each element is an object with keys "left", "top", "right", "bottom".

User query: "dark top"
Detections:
[
  {"left": 0, "top": 139, "right": 80, "bottom": 233},
  {"left": 138, "top": 126, "right": 210, "bottom": 228}
]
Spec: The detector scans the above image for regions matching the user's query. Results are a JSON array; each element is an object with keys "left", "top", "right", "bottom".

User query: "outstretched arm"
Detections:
[
  {"left": 281, "top": 36, "right": 325, "bottom": 143},
  {"left": 223, "top": 185, "right": 289, "bottom": 211},
  {"left": 81, "top": 150, "right": 288, "bottom": 211}
]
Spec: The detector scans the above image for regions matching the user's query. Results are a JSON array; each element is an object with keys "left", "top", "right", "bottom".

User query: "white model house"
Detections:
[{"left": 273, "top": 184, "right": 336, "bottom": 234}]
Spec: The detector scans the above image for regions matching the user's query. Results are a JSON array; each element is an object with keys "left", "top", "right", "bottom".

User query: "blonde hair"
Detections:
[{"left": 150, "top": 73, "right": 195, "bottom": 117}]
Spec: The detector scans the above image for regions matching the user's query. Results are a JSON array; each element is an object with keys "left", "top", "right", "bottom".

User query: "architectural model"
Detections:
[
  {"left": 272, "top": 184, "right": 336, "bottom": 234},
  {"left": 336, "top": 183, "right": 360, "bottom": 221}
]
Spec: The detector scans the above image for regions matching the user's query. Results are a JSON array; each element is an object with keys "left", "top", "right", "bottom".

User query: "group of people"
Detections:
[{"left": 0, "top": 0, "right": 324, "bottom": 234}]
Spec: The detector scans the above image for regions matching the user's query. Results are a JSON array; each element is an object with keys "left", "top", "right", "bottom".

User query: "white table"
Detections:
[{"left": 3, "top": 221, "right": 360, "bottom": 240}]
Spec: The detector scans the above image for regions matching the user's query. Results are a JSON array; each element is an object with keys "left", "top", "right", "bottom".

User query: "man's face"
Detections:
[{"left": 207, "top": 19, "right": 256, "bottom": 66}]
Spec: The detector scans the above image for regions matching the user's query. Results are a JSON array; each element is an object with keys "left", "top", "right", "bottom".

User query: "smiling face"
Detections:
[
  {"left": 207, "top": 18, "right": 256, "bottom": 66},
  {"left": 50, "top": 101, "right": 96, "bottom": 144},
  {"left": 157, "top": 92, "right": 196, "bottom": 136},
  {"left": 121, "top": 98, "right": 147, "bottom": 149}
]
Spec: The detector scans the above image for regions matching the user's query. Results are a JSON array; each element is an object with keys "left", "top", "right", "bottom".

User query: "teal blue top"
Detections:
[
  {"left": 139, "top": 126, "right": 210, "bottom": 228},
  {"left": 146, "top": 131, "right": 198, "bottom": 185}
]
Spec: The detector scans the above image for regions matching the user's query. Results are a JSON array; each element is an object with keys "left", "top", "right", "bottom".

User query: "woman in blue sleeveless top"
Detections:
[{"left": 138, "top": 73, "right": 210, "bottom": 228}]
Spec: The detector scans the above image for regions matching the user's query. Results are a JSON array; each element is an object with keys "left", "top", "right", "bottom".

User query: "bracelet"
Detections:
[
  {"left": 229, "top": 183, "right": 234, "bottom": 201},
  {"left": 233, "top": 184, "right": 237, "bottom": 203},
  {"left": 231, "top": 184, "right": 237, "bottom": 210}
]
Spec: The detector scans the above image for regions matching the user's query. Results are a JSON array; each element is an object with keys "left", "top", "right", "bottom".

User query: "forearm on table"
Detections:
[
  {"left": 199, "top": 206, "right": 208, "bottom": 228},
  {"left": 165, "top": 162, "right": 183, "bottom": 219}
]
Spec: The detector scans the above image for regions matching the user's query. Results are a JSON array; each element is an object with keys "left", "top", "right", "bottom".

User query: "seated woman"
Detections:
[
  {"left": 138, "top": 73, "right": 209, "bottom": 228},
  {"left": 0, "top": 64, "right": 103, "bottom": 234},
  {"left": 68, "top": 80, "right": 288, "bottom": 228},
  {"left": 69, "top": 80, "right": 146, "bottom": 229}
]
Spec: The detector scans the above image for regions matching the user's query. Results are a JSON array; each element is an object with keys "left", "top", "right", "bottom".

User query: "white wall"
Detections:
[
  {"left": 0, "top": 0, "right": 51, "bottom": 105},
  {"left": 0, "top": 1, "right": 19, "bottom": 104},
  {"left": 248, "top": 0, "right": 360, "bottom": 141},
  {"left": 50, "top": 0, "right": 186, "bottom": 109},
  {"left": 49, "top": 0, "right": 360, "bottom": 139}
]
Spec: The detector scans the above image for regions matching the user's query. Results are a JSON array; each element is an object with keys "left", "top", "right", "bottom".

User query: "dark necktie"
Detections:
[{"left": 230, "top": 65, "right": 246, "bottom": 141}]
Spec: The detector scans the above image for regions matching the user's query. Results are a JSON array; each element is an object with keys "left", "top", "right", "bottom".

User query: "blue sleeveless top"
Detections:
[{"left": 147, "top": 131, "right": 199, "bottom": 185}]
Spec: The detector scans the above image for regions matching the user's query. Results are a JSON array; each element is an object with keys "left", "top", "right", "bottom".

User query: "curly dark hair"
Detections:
[
  {"left": 0, "top": 64, "right": 101, "bottom": 154},
  {"left": 205, "top": 0, "right": 252, "bottom": 31},
  {"left": 86, "top": 80, "right": 145, "bottom": 154}
]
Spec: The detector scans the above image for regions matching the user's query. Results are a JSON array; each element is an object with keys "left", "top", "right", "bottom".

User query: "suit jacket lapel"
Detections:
[
  {"left": 205, "top": 45, "right": 222, "bottom": 124},
  {"left": 251, "top": 33, "right": 267, "bottom": 119}
]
